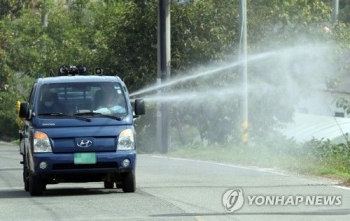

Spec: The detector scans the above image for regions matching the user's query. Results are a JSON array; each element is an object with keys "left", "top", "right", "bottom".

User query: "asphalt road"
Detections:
[{"left": 1, "top": 141, "right": 350, "bottom": 221}]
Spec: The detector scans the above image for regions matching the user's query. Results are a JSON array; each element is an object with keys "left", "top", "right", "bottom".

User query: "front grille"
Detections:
[{"left": 52, "top": 162, "right": 118, "bottom": 170}]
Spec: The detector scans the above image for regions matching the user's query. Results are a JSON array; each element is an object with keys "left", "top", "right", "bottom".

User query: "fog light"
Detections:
[
  {"left": 39, "top": 161, "right": 47, "bottom": 170},
  {"left": 122, "top": 159, "right": 130, "bottom": 168}
]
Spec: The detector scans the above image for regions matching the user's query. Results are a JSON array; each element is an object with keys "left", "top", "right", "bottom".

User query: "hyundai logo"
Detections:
[{"left": 77, "top": 139, "right": 93, "bottom": 148}]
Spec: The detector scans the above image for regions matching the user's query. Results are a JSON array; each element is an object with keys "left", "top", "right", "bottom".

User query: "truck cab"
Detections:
[{"left": 18, "top": 66, "right": 145, "bottom": 196}]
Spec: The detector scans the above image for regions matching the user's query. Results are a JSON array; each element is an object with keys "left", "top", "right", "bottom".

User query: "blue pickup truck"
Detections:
[{"left": 18, "top": 66, "right": 145, "bottom": 196}]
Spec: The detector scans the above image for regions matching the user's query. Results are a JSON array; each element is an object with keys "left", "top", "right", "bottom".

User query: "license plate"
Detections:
[{"left": 74, "top": 153, "right": 96, "bottom": 164}]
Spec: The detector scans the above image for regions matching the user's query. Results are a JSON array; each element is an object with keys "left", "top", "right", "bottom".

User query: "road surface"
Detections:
[{"left": 0, "top": 141, "right": 349, "bottom": 221}]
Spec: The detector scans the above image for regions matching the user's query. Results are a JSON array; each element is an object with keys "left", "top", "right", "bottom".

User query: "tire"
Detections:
[
  {"left": 24, "top": 177, "right": 29, "bottom": 192},
  {"left": 104, "top": 181, "right": 114, "bottom": 189},
  {"left": 122, "top": 172, "right": 135, "bottom": 193},
  {"left": 23, "top": 155, "right": 29, "bottom": 192},
  {"left": 20, "top": 139, "right": 25, "bottom": 155},
  {"left": 29, "top": 174, "right": 43, "bottom": 196}
]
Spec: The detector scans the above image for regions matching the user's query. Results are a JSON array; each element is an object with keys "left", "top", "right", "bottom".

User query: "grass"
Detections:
[{"left": 12, "top": 139, "right": 20, "bottom": 146}]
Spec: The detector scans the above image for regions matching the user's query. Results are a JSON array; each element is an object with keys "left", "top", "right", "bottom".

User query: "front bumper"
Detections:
[{"left": 31, "top": 150, "right": 136, "bottom": 176}]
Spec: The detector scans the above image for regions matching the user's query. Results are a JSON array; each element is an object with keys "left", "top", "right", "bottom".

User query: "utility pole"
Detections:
[
  {"left": 42, "top": 0, "right": 49, "bottom": 27},
  {"left": 239, "top": 0, "right": 248, "bottom": 144},
  {"left": 157, "top": 0, "right": 171, "bottom": 154},
  {"left": 332, "top": 0, "right": 339, "bottom": 24}
]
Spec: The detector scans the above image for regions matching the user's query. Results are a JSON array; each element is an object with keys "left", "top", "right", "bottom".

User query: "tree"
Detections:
[
  {"left": 0, "top": 0, "right": 33, "bottom": 19},
  {"left": 1, "top": 0, "right": 350, "bottom": 149}
]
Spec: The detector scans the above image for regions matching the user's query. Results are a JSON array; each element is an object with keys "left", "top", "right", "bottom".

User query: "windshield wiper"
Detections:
[
  {"left": 39, "top": 112, "right": 91, "bottom": 122},
  {"left": 74, "top": 111, "right": 122, "bottom": 121}
]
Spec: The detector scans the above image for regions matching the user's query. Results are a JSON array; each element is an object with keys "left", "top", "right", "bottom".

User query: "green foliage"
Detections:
[
  {"left": 171, "top": 0, "right": 239, "bottom": 70},
  {"left": 1, "top": 0, "right": 350, "bottom": 153},
  {"left": 336, "top": 97, "right": 350, "bottom": 114},
  {"left": 300, "top": 138, "right": 350, "bottom": 174},
  {"left": 107, "top": 1, "right": 158, "bottom": 91},
  {"left": 248, "top": 0, "right": 333, "bottom": 50},
  {"left": 0, "top": 0, "right": 35, "bottom": 19},
  {"left": 0, "top": 74, "right": 23, "bottom": 140}
]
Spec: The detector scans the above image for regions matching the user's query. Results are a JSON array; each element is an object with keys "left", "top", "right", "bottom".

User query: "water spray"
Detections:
[
  {"left": 142, "top": 85, "right": 245, "bottom": 103},
  {"left": 130, "top": 51, "right": 275, "bottom": 97}
]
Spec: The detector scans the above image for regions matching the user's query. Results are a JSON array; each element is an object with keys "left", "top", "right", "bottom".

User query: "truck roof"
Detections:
[{"left": 36, "top": 75, "right": 123, "bottom": 84}]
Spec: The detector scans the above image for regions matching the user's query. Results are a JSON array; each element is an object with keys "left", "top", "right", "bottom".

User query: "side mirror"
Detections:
[
  {"left": 134, "top": 99, "right": 145, "bottom": 116},
  {"left": 19, "top": 102, "right": 31, "bottom": 120}
]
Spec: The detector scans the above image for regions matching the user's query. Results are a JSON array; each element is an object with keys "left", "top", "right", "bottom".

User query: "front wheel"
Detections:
[
  {"left": 29, "top": 174, "right": 43, "bottom": 196},
  {"left": 23, "top": 155, "right": 29, "bottom": 192},
  {"left": 122, "top": 172, "right": 135, "bottom": 193}
]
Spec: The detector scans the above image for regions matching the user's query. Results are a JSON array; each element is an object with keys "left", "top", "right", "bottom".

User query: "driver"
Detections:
[
  {"left": 39, "top": 92, "right": 61, "bottom": 114},
  {"left": 94, "top": 88, "right": 126, "bottom": 114}
]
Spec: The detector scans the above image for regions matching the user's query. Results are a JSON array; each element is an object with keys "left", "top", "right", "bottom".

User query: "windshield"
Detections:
[{"left": 37, "top": 82, "right": 128, "bottom": 117}]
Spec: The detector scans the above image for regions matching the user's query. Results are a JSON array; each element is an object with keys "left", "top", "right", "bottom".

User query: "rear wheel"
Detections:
[
  {"left": 122, "top": 172, "right": 135, "bottom": 193},
  {"left": 29, "top": 174, "right": 43, "bottom": 196}
]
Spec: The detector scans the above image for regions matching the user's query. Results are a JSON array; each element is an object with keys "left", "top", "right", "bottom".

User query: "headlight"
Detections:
[
  {"left": 33, "top": 131, "right": 52, "bottom": 152},
  {"left": 117, "top": 129, "right": 134, "bottom": 150}
]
